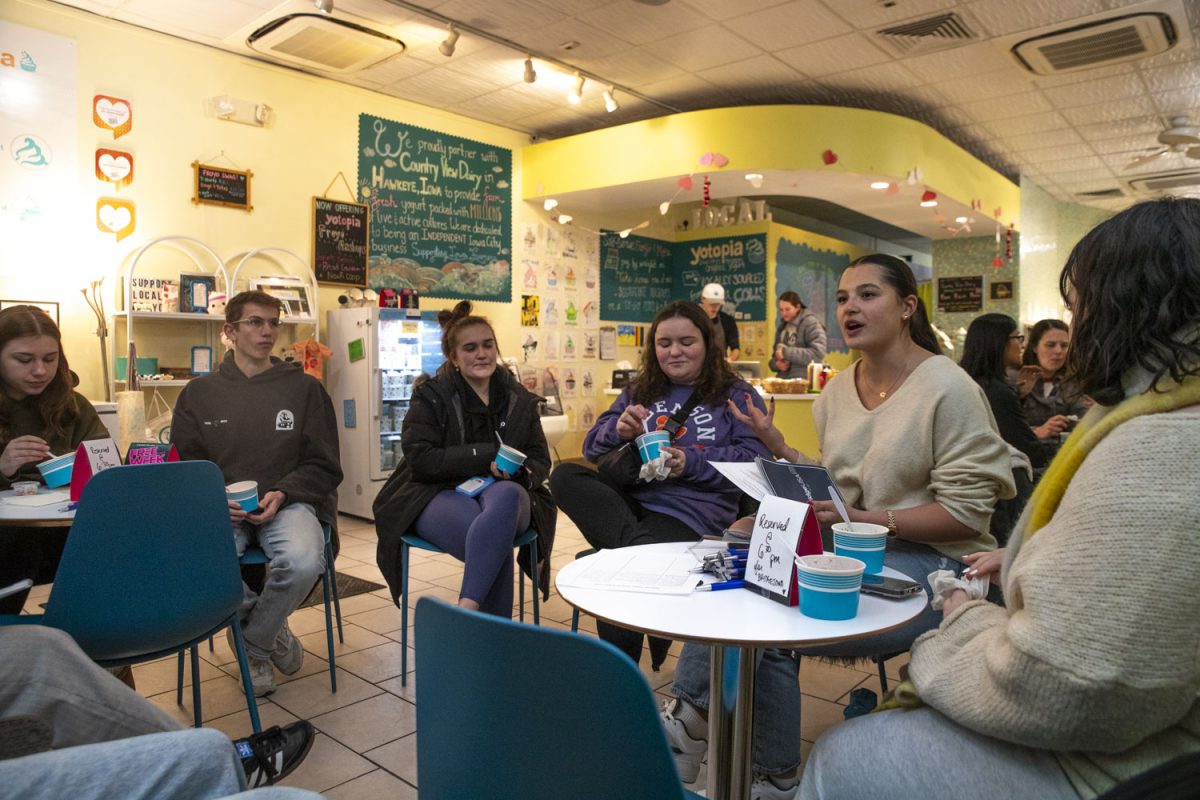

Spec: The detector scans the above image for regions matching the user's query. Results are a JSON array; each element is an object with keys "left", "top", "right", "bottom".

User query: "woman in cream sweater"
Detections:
[
  {"left": 663, "top": 255, "right": 1015, "bottom": 798},
  {"left": 800, "top": 198, "right": 1200, "bottom": 799}
]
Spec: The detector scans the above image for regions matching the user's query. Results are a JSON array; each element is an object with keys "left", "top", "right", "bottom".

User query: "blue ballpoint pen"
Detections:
[{"left": 696, "top": 579, "right": 745, "bottom": 591}]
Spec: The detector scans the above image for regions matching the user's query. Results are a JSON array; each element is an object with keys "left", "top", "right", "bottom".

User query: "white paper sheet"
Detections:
[
  {"left": 556, "top": 549, "right": 702, "bottom": 595},
  {"left": 710, "top": 461, "right": 770, "bottom": 500},
  {"left": 2, "top": 489, "right": 70, "bottom": 507}
]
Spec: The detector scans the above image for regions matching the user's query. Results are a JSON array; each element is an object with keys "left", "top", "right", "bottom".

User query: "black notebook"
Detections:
[{"left": 755, "top": 457, "right": 847, "bottom": 506}]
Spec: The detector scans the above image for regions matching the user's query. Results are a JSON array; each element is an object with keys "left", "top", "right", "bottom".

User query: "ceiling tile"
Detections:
[
  {"left": 581, "top": 1, "right": 709, "bottom": 46},
  {"left": 514, "top": 18, "right": 630, "bottom": 59},
  {"left": 725, "top": 1, "right": 851, "bottom": 52},
  {"left": 903, "top": 83, "right": 954, "bottom": 109},
  {"left": 362, "top": 54, "right": 436, "bottom": 85},
  {"left": 982, "top": 110, "right": 1070, "bottom": 137},
  {"left": 1059, "top": 95, "right": 1157, "bottom": 125},
  {"left": 963, "top": 0, "right": 1111, "bottom": 38},
  {"left": 455, "top": 85, "right": 559, "bottom": 121},
  {"left": 639, "top": 73, "right": 720, "bottom": 103},
  {"left": 955, "top": 90, "right": 1054, "bottom": 122},
  {"left": 901, "top": 41, "right": 1016, "bottom": 83},
  {"left": 429, "top": 0, "right": 570, "bottom": 40},
  {"left": 390, "top": 68, "right": 498, "bottom": 105},
  {"left": 1136, "top": 39, "right": 1200, "bottom": 69},
  {"left": 679, "top": 0, "right": 796, "bottom": 23},
  {"left": 1036, "top": 156, "right": 1109, "bottom": 174},
  {"left": 1028, "top": 61, "right": 1132, "bottom": 89},
  {"left": 697, "top": 54, "right": 806, "bottom": 90},
  {"left": 1038, "top": 72, "right": 1147, "bottom": 109},
  {"left": 1151, "top": 87, "right": 1200, "bottom": 116},
  {"left": 1020, "top": 142, "right": 1097, "bottom": 164},
  {"left": 441, "top": 44, "right": 535, "bottom": 88},
  {"left": 931, "top": 68, "right": 1039, "bottom": 104},
  {"left": 821, "top": 62, "right": 924, "bottom": 93},
  {"left": 1072, "top": 115, "right": 1165, "bottom": 142},
  {"left": 1088, "top": 136, "right": 1161, "bottom": 156},
  {"left": 639, "top": 24, "right": 762, "bottom": 72},
  {"left": 575, "top": 50, "right": 684, "bottom": 88},
  {"left": 1140, "top": 61, "right": 1200, "bottom": 94},
  {"left": 774, "top": 32, "right": 891, "bottom": 77},
  {"left": 999, "top": 127, "right": 1084, "bottom": 151}
]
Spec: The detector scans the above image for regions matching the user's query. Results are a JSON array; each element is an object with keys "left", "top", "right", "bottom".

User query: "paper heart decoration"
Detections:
[
  {"left": 95, "top": 149, "right": 133, "bottom": 189},
  {"left": 96, "top": 198, "right": 135, "bottom": 241},
  {"left": 698, "top": 152, "right": 728, "bottom": 167},
  {"left": 821, "top": 149, "right": 838, "bottom": 165},
  {"left": 991, "top": 255, "right": 1004, "bottom": 268},
  {"left": 677, "top": 176, "right": 693, "bottom": 191},
  {"left": 885, "top": 182, "right": 900, "bottom": 195},
  {"left": 993, "top": 207, "right": 1003, "bottom": 219},
  {"left": 93, "top": 95, "right": 132, "bottom": 139}
]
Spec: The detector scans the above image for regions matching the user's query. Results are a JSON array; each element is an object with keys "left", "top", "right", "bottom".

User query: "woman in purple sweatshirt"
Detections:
[{"left": 551, "top": 300, "right": 771, "bottom": 665}]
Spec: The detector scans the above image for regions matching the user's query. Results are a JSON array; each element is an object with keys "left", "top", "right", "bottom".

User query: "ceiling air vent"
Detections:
[
  {"left": 247, "top": 14, "right": 404, "bottom": 74},
  {"left": 874, "top": 12, "right": 978, "bottom": 57},
  {"left": 1125, "top": 169, "right": 1200, "bottom": 194},
  {"left": 1074, "top": 188, "right": 1126, "bottom": 200},
  {"left": 1012, "top": 12, "right": 1176, "bottom": 75}
]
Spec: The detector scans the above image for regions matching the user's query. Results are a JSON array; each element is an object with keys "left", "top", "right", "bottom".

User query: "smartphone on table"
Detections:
[
  {"left": 456, "top": 476, "right": 495, "bottom": 498},
  {"left": 860, "top": 574, "right": 924, "bottom": 600}
]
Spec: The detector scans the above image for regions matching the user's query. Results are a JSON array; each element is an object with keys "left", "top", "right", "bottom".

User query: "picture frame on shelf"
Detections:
[
  {"left": 248, "top": 276, "right": 311, "bottom": 319},
  {"left": 179, "top": 273, "right": 216, "bottom": 313},
  {"left": 191, "top": 345, "right": 213, "bottom": 374},
  {"left": 0, "top": 300, "right": 59, "bottom": 324}
]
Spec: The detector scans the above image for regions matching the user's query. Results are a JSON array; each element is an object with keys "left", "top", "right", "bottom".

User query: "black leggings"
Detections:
[
  {"left": 0, "top": 527, "right": 69, "bottom": 614},
  {"left": 550, "top": 463, "right": 697, "bottom": 666}
]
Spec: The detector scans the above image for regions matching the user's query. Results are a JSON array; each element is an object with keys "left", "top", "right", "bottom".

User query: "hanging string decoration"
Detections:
[
  {"left": 702, "top": 175, "right": 711, "bottom": 208},
  {"left": 1005, "top": 222, "right": 1014, "bottom": 262}
]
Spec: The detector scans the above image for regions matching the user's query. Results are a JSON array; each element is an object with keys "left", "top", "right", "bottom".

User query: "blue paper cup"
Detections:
[
  {"left": 832, "top": 522, "right": 888, "bottom": 575},
  {"left": 495, "top": 444, "right": 527, "bottom": 475},
  {"left": 37, "top": 454, "right": 74, "bottom": 488},
  {"left": 635, "top": 430, "right": 671, "bottom": 463},
  {"left": 795, "top": 553, "right": 865, "bottom": 620},
  {"left": 226, "top": 481, "right": 259, "bottom": 512}
]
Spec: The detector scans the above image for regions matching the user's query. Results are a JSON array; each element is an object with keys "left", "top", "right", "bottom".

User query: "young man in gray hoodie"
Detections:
[{"left": 171, "top": 291, "right": 342, "bottom": 696}]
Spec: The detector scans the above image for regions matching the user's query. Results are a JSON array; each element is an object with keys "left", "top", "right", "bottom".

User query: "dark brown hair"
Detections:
[
  {"left": 0, "top": 305, "right": 77, "bottom": 445},
  {"left": 437, "top": 300, "right": 496, "bottom": 360},
  {"left": 225, "top": 290, "right": 282, "bottom": 324},
  {"left": 1021, "top": 318, "right": 1069, "bottom": 368},
  {"left": 633, "top": 300, "right": 739, "bottom": 406},
  {"left": 1059, "top": 197, "right": 1200, "bottom": 405},
  {"left": 778, "top": 291, "right": 804, "bottom": 309},
  {"left": 845, "top": 254, "right": 941, "bottom": 355}
]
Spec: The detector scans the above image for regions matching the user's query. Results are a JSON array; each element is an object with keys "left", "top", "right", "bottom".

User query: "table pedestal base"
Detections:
[{"left": 707, "top": 645, "right": 757, "bottom": 800}]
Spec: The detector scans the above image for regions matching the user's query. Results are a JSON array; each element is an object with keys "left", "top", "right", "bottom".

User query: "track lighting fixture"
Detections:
[
  {"left": 568, "top": 73, "right": 585, "bottom": 105},
  {"left": 314, "top": 0, "right": 334, "bottom": 14},
  {"left": 439, "top": 25, "right": 460, "bottom": 57},
  {"left": 603, "top": 86, "right": 619, "bottom": 113},
  {"left": 523, "top": 57, "right": 537, "bottom": 84},
  {"left": 543, "top": 199, "right": 559, "bottom": 211}
]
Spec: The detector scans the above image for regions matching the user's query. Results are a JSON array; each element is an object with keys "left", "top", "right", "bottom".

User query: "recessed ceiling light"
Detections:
[
  {"left": 869, "top": 181, "right": 889, "bottom": 190},
  {"left": 920, "top": 199, "right": 938, "bottom": 207},
  {"left": 955, "top": 215, "right": 969, "bottom": 224}
]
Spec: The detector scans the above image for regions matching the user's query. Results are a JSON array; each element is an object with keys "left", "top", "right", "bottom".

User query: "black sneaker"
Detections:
[{"left": 236, "top": 721, "right": 315, "bottom": 787}]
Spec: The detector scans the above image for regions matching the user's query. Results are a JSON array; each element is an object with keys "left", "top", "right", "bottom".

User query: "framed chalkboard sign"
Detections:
[
  {"left": 599, "top": 232, "right": 673, "bottom": 323},
  {"left": 938, "top": 276, "right": 983, "bottom": 312},
  {"left": 312, "top": 197, "right": 369, "bottom": 287},
  {"left": 674, "top": 233, "right": 768, "bottom": 321},
  {"left": 192, "top": 161, "right": 252, "bottom": 211}
]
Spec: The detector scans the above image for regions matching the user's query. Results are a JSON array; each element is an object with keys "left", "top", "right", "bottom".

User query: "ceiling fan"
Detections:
[{"left": 1124, "top": 116, "right": 1200, "bottom": 171}]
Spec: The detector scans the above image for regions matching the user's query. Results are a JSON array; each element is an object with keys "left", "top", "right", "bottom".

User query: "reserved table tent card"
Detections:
[
  {"left": 745, "top": 494, "right": 823, "bottom": 606},
  {"left": 69, "top": 438, "right": 121, "bottom": 501}
]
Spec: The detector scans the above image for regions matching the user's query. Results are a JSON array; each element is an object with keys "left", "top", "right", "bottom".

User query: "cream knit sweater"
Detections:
[
  {"left": 812, "top": 355, "right": 1015, "bottom": 562},
  {"left": 909, "top": 406, "right": 1200, "bottom": 797}
]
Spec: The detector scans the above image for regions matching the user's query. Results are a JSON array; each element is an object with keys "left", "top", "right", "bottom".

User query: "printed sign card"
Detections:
[
  {"left": 70, "top": 438, "right": 122, "bottom": 501},
  {"left": 125, "top": 442, "right": 180, "bottom": 465},
  {"left": 745, "top": 494, "right": 822, "bottom": 606}
]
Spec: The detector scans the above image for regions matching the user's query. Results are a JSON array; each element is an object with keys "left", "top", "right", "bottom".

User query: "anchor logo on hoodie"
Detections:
[{"left": 275, "top": 410, "right": 295, "bottom": 431}]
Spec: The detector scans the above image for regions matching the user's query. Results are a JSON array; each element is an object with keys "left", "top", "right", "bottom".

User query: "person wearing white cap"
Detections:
[{"left": 699, "top": 283, "right": 740, "bottom": 361}]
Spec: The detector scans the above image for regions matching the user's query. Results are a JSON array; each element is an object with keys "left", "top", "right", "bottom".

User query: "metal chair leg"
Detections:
[
  {"left": 190, "top": 647, "right": 202, "bottom": 728},
  {"left": 400, "top": 541, "right": 411, "bottom": 687}
]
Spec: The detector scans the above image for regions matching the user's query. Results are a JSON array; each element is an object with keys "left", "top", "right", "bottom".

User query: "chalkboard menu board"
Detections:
[
  {"left": 599, "top": 232, "right": 674, "bottom": 323},
  {"left": 192, "top": 161, "right": 252, "bottom": 211},
  {"left": 312, "top": 197, "right": 369, "bottom": 287},
  {"left": 675, "top": 234, "right": 768, "bottom": 321},
  {"left": 938, "top": 275, "right": 983, "bottom": 312},
  {"left": 357, "top": 114, "right": 512, "bottom": 302}
]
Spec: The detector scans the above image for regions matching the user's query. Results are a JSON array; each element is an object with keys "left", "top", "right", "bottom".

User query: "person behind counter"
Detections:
[
  {"left": 373, "top": 301, "right": 556, "bottom": 618},
  {"left": 551, "top": 300, "right": 770, "bottom": 666},
  {"left": 796, "top": 197, "right": 1200, "bottom": 800},
  {"left": 662, "top": 255, "right": 1015, "bottom": 799},
  {"left": 0, "top": 305, "right": 109, "bottom": 614},
  {"left": 1019, "top": 318, "right": 1089, "bottom": 445},
  {"left": 772, "top": 291, "right": 826, "bottom": 378},
  {"left": 699, "top": 282, "right": 741, "bottom": 360}
]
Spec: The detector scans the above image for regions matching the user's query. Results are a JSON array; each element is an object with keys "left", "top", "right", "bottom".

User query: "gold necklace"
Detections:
[{"left": 863, "top": 352, "right": 915, "bottom": 399}]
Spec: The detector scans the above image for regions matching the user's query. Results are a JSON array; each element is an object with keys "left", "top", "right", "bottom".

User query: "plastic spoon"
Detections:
[{"left": 829, "top": 491, "right": 855, "bottom": 531}]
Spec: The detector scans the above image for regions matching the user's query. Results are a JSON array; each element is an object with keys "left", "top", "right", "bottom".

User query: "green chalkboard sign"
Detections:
[
  {"left": 357, "top": 114, "right": 512, "bottom": 302},
  {"left": 599, "top": 232, "right": 674, "bottom": 323},
  {"left": 675, "top": 234, "right": 768, "bottom": 321}
]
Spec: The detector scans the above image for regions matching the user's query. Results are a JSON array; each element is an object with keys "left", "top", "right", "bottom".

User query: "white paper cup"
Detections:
[{"left": 831, "top": 522, "right": 889, "bottom": 575}]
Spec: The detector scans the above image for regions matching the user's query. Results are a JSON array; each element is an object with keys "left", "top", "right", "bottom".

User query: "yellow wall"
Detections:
[{"left": 1, "top": 0, "right": 537, "bottom": 400}]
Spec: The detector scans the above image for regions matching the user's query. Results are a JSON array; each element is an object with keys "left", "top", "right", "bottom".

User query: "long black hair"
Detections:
[
  {"left": 1059, "top": 197, "right": 1200, "bottom": 406},
  {"left": 632, "top": 300, "right": 739, "bottom": 407},
  {"left": 845, "top": 254, "right": 941, "bottom": 355},
  {"left": 1021, "top": 319, "right": 1069, "bottom": 368},
  {"left": 961, "top": 313, "right": 1017, "bottom": 384}
]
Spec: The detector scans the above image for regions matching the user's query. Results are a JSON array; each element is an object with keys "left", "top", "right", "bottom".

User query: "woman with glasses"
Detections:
[
  {"left": 0, "top": 305, "right": 109, "bottom": 614},
  {"left": 1019, "top": 319, "right": 1089, "bottom": 444}
]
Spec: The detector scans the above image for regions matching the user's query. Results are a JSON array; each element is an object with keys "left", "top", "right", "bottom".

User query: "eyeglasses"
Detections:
[
  {"left": 1009, "top": 333, "right": 1025, "bottom": 342},
  {"left": 231, "top": 317, "right": 282, "bottom": 330}
]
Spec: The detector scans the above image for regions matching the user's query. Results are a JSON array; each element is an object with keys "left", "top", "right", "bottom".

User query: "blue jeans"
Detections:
[
  {"left": 672, "top": 539, "right": 974, "bottom": 775},
  {"left": 233, "top": 503, "right": 325, "bottom": 661},
  {"left": 0, "top": 728, "right": 322, "bottom": 800},
  {"left": 415, "top": 481, "right": 530, "bottom": 617}
]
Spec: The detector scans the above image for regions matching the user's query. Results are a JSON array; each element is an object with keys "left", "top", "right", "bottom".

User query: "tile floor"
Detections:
[{"left": 25, "top": 511, "right": 909, "bottom": 797}]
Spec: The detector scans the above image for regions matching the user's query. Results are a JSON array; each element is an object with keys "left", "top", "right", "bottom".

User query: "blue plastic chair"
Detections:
[
  {"left": 397, "top": 527, "right": 538, "bottom": 687},
  {"left": 177, "top": 521, "right": 343, "bottom": 696},
  {"left": 0, "top": 461, "right": 261, "bottom": 733},
  {"left": 415, "top": 597, "right": 703, "bottom": 799}
]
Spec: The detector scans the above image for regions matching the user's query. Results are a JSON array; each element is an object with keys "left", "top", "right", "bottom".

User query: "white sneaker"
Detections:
[
  {"left": 271, "top": 622, "right": 304, "bottom": 676},
  {"left": 248, "top": 655, "right": 276, "bottom": 697},
  {"left": 751, "top": 775, "right": 799, "bottom": 800},
  {"left": 661, "top": 699, "right": 707, "bottom": 784}
]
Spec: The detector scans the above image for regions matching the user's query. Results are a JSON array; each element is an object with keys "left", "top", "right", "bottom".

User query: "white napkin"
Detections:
[
  {"left": 638, "top": 454, "right": 672, "bottom": 482},
  {"left": 927, "top": 569, "right": 989, "bottom": 610}
]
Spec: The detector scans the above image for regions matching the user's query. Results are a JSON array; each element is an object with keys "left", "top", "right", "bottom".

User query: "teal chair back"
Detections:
[
  {"left": 415, "top": 597, "right": 697, "bottom": 800},
  {"left": 42, "top": 461, "right": 242, "bottom": 663}
]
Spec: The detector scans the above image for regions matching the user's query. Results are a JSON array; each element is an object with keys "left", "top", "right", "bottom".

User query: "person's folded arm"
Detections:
[{"left": 403, "top": 387, "right": 494, "bottom": 482}]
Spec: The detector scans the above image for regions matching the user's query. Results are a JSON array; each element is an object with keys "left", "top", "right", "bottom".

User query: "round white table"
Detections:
[
  {"left": 556, "top": 542, "right": 926, "bottom": 800},
  {"left": 0, "top": 488, "right": 75, "bottom": 527}
]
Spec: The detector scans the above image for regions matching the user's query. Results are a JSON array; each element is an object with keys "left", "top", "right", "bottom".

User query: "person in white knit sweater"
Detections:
[
  {"left": 663, "top": 254, "right": 1015, "bottom": 799},
  {"left": 800, "top": 198, "right": 1200, "bottom": 799}
]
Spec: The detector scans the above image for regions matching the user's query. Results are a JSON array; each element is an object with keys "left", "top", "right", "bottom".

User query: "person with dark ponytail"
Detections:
[
  {"left": 771, "top": 291, "right": 826, "bottom": 378},
  {"left": 373, "top": 301, "right": 555, "bottom": 617},
  {"left": 662, "top": 256, "right": 1015, "bottom": 798},
  {"left": 0, "top": 305, "right": 109, "bottom": 614}
]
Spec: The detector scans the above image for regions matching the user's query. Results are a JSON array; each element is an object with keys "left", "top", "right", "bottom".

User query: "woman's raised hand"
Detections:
[
  {"left": 1016, "top": 365, "right": 1041, "bottom": 398},
  {"left": 0, "top": 435, "right": 51, "bottom": 479},
  {"left": 615, "top": 404, "right": 651, "bottom": 440},
  {"left": 727, "top": 393, "right": 789, "bottom": 459}
]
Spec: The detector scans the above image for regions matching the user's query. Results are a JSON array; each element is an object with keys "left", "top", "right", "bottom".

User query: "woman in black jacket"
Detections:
[{"left": 374, "top": 301, "right": 555, "bottom": 616}]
